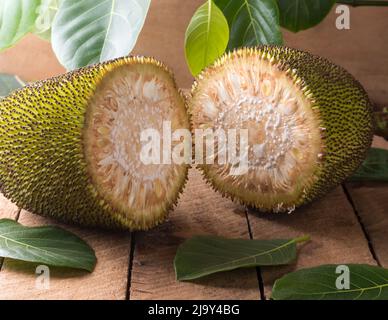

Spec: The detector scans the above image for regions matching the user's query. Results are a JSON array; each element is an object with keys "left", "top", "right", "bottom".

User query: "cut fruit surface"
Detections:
[
  {"left": 0, "top": 57, "right": 189, "bottom": 230},
  {"left": 190, "top": 47, "right": 373, "bottom": 212},
  {"left": 84, "top": 60, "right": 189, "bottom": 229}
]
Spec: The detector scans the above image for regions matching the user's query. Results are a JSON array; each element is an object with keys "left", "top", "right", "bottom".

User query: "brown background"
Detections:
[
  {"left": 0, "top": 2, "right": 387, "bottom": 105},
  {"left": 0, "top": 2, "right": 388, "bottom": 300}
]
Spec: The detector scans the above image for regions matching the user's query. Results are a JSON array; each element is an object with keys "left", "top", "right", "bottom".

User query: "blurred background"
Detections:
[{"left": 0, "top": 1, "right": 387, "bottom": 105}]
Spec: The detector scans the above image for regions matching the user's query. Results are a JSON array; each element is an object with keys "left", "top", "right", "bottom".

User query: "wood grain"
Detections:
[
  {"left": 0, "top": 194, "right": 20, "bottom": 271},
  {"left": 345, "top": 136, "right": 388, "bottom": 267},
  {"left": 246, "top": 187, "right": 377, "bottom": 299},
  {"left": 0, "top": 4, "right": 387, "bottom": 106},
  {"left": 0, "top": 193, "right": 19, "bottom": 220},
  {"left": 129, "top": 169, "right": 260, "bottom": 300},
  {"left": 0, "top": 211, "right": 131, "bottom": 300},
  {"left": 136, "top": 3, "right": 388, "bottom": 105},
  {"left": 0, "top": 36, "right": 65, "bottom": 82},
  {"left": 283, "top": 6, "right": 388, "bottom": 107},
  {"left": 0, "top": 1, "right": 385, "bottom": 300}
]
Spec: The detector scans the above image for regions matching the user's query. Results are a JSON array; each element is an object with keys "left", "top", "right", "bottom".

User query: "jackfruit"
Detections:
[
  {"left": 189, "top": 46, "right": 373, "bottom": 213},
  {"left": 0, "top": 57, "right": 190, "bottom": 230}
]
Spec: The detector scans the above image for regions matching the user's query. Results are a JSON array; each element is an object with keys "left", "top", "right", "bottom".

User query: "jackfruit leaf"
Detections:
[
  {"left": 277, "top": 0, "right": 336, "bottom": 33},
  {"left": 349, "top": 148, "right": 388, "bottom": 182},
  {"left": 214, "top": 0, "right": 283, "bottom": 50},
  {"left": 33, "top": 0, "right": 62, "bottom": 41},
  {"left": 174, "top": 235, "right": 309, "bottom": 281},
  {"left": 0, "top": 0, "right": 41, "bottom": 51},
  {"left": 272, "top": 264, "right": 388, "bottom": 300},
  {"left": 0, "top": 74, "right": 25, "bottom": 98},
  {"left": 185, "top": 1, "right": 229, "bottom": 77},
  {"left": 52, "top": 0, "right": 151, "bottom": 70},
  {"left": 0, "top": 219, "right": 96, "bottom": 272}
]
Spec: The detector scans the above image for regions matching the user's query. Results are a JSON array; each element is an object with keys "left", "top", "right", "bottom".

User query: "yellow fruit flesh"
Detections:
[
  {"left": 84, "top": 62, "right": 189, "bottom": 228},
  {"left": 190, "top": 47, "right": 373, "bottom": 212},
  {"left": 191, "top": 54, "right": 323, "bottom": 212}
]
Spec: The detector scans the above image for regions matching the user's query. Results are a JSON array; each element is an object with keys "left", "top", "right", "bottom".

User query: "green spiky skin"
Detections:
[
  {"left": 191, "top": 46, "right": 374, "bottom": 211},
  {"left": 0, "top": 57, "right": 188, "bottom": 230},
  {"left": 275, "top": 47, "right": 373, "bottom": 205}
]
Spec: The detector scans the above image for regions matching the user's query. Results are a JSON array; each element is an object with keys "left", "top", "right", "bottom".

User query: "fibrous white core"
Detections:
[
  {"left": 85, "top": 64, "right": 187, "bottom": 221},
  {"left": 192, "top": 55, "right": 323, "bottom": 211}
]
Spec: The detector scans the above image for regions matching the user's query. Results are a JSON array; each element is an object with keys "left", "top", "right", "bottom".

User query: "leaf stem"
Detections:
[
  {"left": 294, "top": 235, "right": 311, "bottom": 244},
  {"left": 337, "top": 0, "right": 388, "bottom": 6}
]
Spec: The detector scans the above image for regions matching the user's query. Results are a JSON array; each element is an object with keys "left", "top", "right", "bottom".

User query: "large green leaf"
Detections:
[
  {"left": 0, "top": 0, "right": 41, "bottom": 50},
  {"left": 0, "top": 73, "right": 25, "bottom": 98},
  {"left": 174, "top": 235, "right": 309, "bottom": 280},
  {"left": 185, "top": 0, "right": 229, "bottom": 76},
  {"left": 0, "top": 219, "right": 96, "bottom": 272},
  {"left": 52, "top": 0, "right": 151, "bottom": 70},
  {"left": 277, "top": 0, "right": 335, "bottom": 33},
  {"left": 33, "top": 0, "right": 61, "bottom": 41},
  {"left": 215, "top": 0, "right": 283, "bottom": 50},
  {"left": 349, "top": 148, "right": 388, "bottom": 182},
  {"left": 272, "top": 264, "right": 388, "bottom": 300}
]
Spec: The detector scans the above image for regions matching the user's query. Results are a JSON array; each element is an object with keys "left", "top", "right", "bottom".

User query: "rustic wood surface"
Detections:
[
  {"left": 0, "top": 194, "right": 20, "bottom": 273},
  {"left": 130, "top": 170, "right": 260, "bottom": 300},
  {"left": 247, "top": 187, "right": 377, "bottom": 299},
  {"left": 0, "top": 210, "right": 131, "bottom": 300},
  {"left": 0, "top": 137, "right": 386, "bottom": 299},
  {"left": 0, "top": 2, "right": 387, "bottom": 300},
  {"left": 344, "top": 137, "right": 388, "bottom": 267},
  {"left": 0, "top": 4, "right": 387, "bottom": 105}
]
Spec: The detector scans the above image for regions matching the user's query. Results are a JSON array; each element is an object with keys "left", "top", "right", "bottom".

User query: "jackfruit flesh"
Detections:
[
  {"left": 0, "top": 57, "right": 190, "bottom": 230},
  {"left": 189, "top": 47, "right": 373, "bottom": 212}
]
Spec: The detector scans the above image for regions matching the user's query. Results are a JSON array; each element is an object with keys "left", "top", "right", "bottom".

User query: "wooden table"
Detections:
[
  {"left": 1, "top": 5, "right": 387, "bottom": 297},
  {"left": 0, "top": 136, "right": 386, "bottom": 300}
]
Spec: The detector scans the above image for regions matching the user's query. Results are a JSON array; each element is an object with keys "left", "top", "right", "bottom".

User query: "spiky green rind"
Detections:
[
  {"left": 191, "top": 46, "right": 374, "bottom": 210},
  {"left": 0, "top": 56, "right": 188, "bottom": 230},
  {"left": 270, "top": 46, "right": 373, "bottom": 205}
]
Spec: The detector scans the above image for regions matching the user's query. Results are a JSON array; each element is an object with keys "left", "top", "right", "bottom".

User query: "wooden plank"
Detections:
[
  {"left": 135, "top": 4, "right": 388, "bottom": 105},
  {"left": 283, "top": 6, "right": 388, "bottom": 107},
  {"left": 345, "top": 136, "right": 388, "bottom": 267},
  {"left": 0, "top": 5, "right": 386, "bottom": 106},
  {"left": 246, "top": 187, "right": 377, "bottom": 299},
  {"left": 0, "top": 35, "right": 65, "bottom": 82},
  {"left": 0, "top": 210, "right": 131, "bottom": 300},
  {"left": 130, "top": 169, "right": 260, "bottom": 300},
  {"left": 0, "top": 193, "right": 19, "bottom": 220},
  {"left": 0, "top": 193, "right": 20, "bottom": 271}
]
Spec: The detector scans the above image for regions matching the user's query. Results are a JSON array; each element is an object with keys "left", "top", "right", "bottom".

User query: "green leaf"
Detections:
[
  {"left": 33, "top": 0, "right": 61, "bottom": 41},
  {"left": 272, "top": 264, "right": 388, "bottom": 300},
  {"left": 52, "top": 0, "right": 151, "bottom": 70},
  {"left": 349, "top": 148, "right": 388, "bottom": 182},
  {"left": 174, "top": 235, "right": 309, "bottom": 281},
  {"left": 277, "top": 0, "right": 335, "bottom": 33},
  {"left": 0, "top": 73, "right": 25, "bottom": 98},
  {"left": 214, "top": 0, "right": 283, "bottom": 50},
  {"left": 185, "top": 0, "right": 229, "bottom": 76},
  {"left": 0, "top": 0, "right": 41, "bottom": 50},
  {"left": 0, "top": 219, "right": 96, "bottom": 272}
]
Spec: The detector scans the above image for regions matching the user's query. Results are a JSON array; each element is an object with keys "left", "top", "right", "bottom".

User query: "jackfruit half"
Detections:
[
  {"left": 189, "top": 46, "right": 373, "bottom": 213},
  {"left": 0, "top": 57, "right": 190, "bottom": 230}
]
